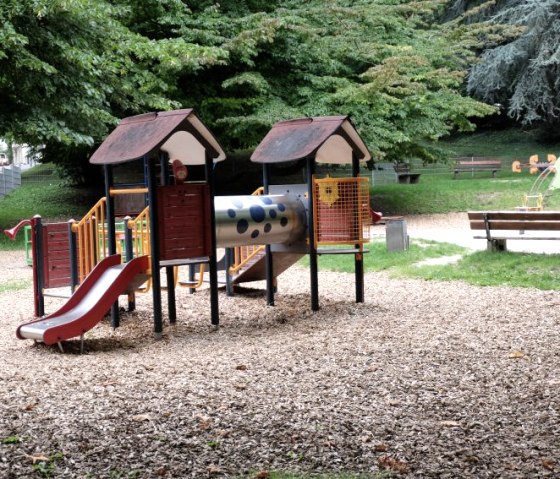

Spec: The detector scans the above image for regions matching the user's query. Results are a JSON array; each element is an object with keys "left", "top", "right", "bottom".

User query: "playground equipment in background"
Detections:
[
  {"left": 8, "top": 110, "right": 373, "bottom": 349},
  {"left": 512, "top": 154, "right": 560, "bottom": 210}
]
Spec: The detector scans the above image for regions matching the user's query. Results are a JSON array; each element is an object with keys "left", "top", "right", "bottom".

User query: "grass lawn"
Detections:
[{"left": 0, "top": 164, "right": 93, "bottom": 250}]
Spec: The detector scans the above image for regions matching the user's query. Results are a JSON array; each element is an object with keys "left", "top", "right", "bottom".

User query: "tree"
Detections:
[
  {"left": 175, "top": 0, "right": 502, "bottom": 162},
  {"left": 0, "top": 0, "right": 225, "bottom": 182},
  {"left": 1, "top": 0, "right": 507, "bottom": 182},
  {"left": 460, "top": 0, "right": 560, "bottom": 132}
]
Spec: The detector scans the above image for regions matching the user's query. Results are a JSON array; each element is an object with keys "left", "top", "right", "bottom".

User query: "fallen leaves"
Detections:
[
  {"left": 541, "top": 458, "right": 556, "bottom": 471},
  {"left": 27, "top": 453, "right": 49, "bottom": 464},
  {"left": 377, "top": 455, "right": 409, "bottom": 474},
  {"left": 508, "top": 351, "right": 525, "bottom": 359}
]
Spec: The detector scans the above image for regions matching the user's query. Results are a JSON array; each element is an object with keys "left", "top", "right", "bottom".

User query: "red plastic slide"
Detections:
[{"left": 17, "top": 254, "right": 149, "bottom": 345}]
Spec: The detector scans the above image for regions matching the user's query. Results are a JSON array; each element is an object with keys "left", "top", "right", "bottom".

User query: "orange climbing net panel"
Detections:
[{"left": 313, "top": 176, "right": 371, "bottom": 247}]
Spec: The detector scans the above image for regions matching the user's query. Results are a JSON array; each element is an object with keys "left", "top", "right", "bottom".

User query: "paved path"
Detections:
[{"left": 372, "top": 212, "right": 560, "bottom": 255}]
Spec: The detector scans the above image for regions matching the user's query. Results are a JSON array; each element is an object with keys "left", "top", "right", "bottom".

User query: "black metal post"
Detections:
[
  {"left": 147, "top": 156, "right": 163, "bottom": 337},
  {"left": 205, "top": 152, "right": 220, "bottom": 327},
  {"left": 225, "top": 248, "right": 233, "bottom": 296},
  {"left": 124, "top": 217, "right": 134, "bottom": 263},
  {"left": 167, "top": 267, "right": 177, "bottom": 324},
  {"left": 68, "top": 220, "right": 78, "bottom": 293},
  {"left": 160, "top": 152, "right": 176, "bottom": 323},
  {"left": 33, "top": 215, "right": 45, "bottom": 317},
  {"left": 188, "top": 264, "right": 195, "bottom": 295},
  {"left": 104, "top": 164, "right": 119, "bottom": 328},
  {"left": 123, "top": 217, "right": 136, "bottom": 312},
  {"left": 263, "top": 163, "right": 274, "bottom": 306},
  {"left": 352, "top": 155, "right": 364, "bottom": 303},
  {"left": 306, "top": 157, "right": 319, "bottom": 311}
]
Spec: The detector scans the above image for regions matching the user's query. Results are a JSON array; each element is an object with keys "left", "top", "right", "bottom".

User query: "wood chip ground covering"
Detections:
[{"left": 0, "top": 232, "right": 559, "bottom": 478}]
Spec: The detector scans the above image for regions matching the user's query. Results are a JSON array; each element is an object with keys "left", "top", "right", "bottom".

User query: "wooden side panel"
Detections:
[
  {"left": 157, "top": 184, "right": 212, "bottom": 261},
  {"left": 42, "top": 223, "right": 72, "bottom": 289}
]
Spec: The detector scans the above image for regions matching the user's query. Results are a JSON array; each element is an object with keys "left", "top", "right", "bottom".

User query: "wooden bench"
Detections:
[
  {"left": 468, "top": 210, "right": 560, "bottom": 251},
  {"left": 394, "top": 162, "right": 421, "bottom": 184},
  {"left": 453, "top": 158, "right": 501, "bottom": 178}
]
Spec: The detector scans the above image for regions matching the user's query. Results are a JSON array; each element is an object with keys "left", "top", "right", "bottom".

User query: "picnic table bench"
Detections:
[
  {"left": 453, "top": 158, "right": 501, "bottom": 178},
  {"left": 394, "top": 162, "right": 421, "bottom": 184},
  {"left": 468, "top": 210, "right": 560, "bottom": 251}
]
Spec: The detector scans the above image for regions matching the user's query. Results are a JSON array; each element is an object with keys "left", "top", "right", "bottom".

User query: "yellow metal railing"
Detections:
[
  {"left": 71, "top": 189, "right": 149, "bottom": 282},
  {"left": 72, "top": 197, "right": 107, "bottom": 282},
  {"left": 228, "top": 187, "right": 266, "bottom": 275},
  {"left": 126, "top": 206, "right": 151, "bottom": 262}
]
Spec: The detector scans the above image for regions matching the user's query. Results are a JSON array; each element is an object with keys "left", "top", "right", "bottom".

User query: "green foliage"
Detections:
[
  {"left": 0, "top": 0, "right": 225, "bottom": 183},
  {"left": 2, "top": 435, "right": 23, "bottom": 444},
  {"left": 32, "top": 452, "right": 64, "bottom": 478},
  {"left": 371, "top": 169, "right": 541, "bottom": 215},
  {"left": 177, "top": 0, "right": 504, "bottom": 161},
  {"left": 0, "top": 280, "right": 32, "bottom": 293},
  {"left": 300, "top": 240, "right": 466, "bottom": 273},
  {"left": 0, "top": 163, "right": 92, "bottom": 250},
  {"left": 402, "top": 249, "right": 560, "bottom": 290}
]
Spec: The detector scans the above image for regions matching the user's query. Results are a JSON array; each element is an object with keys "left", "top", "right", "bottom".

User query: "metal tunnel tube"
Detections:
[{"left": 214, "top": 195, "right": 307, "bottom": 248}]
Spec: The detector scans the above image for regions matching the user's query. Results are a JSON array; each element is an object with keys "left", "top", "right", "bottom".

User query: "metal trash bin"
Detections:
[{"left": 385, "top": 216, "right": 409, "bottom": 251}]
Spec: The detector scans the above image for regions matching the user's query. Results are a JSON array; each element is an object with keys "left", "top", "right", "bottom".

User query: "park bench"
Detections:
[
  {"left": 468, "top": 210, "right": 560, "bottom": 251},
  {"left": 453, "top": 158, "right": 501, "bottom": 178},
  {"left": 394, "top": 162, "right": 421, "bottom": 184}
]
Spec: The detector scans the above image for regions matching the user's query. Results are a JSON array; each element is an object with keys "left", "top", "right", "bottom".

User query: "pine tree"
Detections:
[{"left": 465, "top": 0, "right": 560, "bottom": 130}]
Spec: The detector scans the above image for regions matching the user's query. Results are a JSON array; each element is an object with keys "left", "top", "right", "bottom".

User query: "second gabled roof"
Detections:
[{"left": 250, "top": 115, "right": 371, "bottom": 164}]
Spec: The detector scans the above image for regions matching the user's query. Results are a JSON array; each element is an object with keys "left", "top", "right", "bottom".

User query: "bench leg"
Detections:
[{"left": 487, "top": 238, "right": 506, "bottom": 252}]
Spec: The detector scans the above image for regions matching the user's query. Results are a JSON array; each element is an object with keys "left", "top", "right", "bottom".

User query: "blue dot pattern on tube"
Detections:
[
  {"left": 230, "top": 197, "right": 290, "bottom": 239},
  {"left": 249, "top": 205, "right": 266, "bottom": 222},
  {"left": 236, "top": 219, "right": 249, "bottom": 234}
]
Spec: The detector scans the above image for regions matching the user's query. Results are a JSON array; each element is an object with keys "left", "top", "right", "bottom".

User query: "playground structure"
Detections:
[
  {"left": 512, "top": 154, "right": 560, "bottom": 210},
  {"left": 6, "top": 110, "right": 374, "bottom": 349}
]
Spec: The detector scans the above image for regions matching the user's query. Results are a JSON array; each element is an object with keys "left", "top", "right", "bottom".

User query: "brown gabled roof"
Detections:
[
  {"left": 250, "top": 115, "right": 371, "bottom": 164},
  {"left": 90, "top": 109, "right": 226, "bottom": 165}
]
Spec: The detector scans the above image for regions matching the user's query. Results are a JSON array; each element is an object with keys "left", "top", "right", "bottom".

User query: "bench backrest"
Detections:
[
  {"left": 394, "top": 162, "right": 411, "bottom": 173},
  {"left": 456, "top": 160, "right": 501, "bottom": 168},
  {"left": 468, "top": 211, "right": 560, "bottom": 231}
]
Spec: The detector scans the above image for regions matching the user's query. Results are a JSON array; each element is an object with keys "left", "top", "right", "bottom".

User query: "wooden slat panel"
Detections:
[
  {"left": 469, "top": 220, "right": 560, "bottom": 231},
  {"left": 157, "top": 184, "right": 211, "bottom": 261},
  {"left": 468, "top": 211, "right": 560, "bottom": 221}
]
